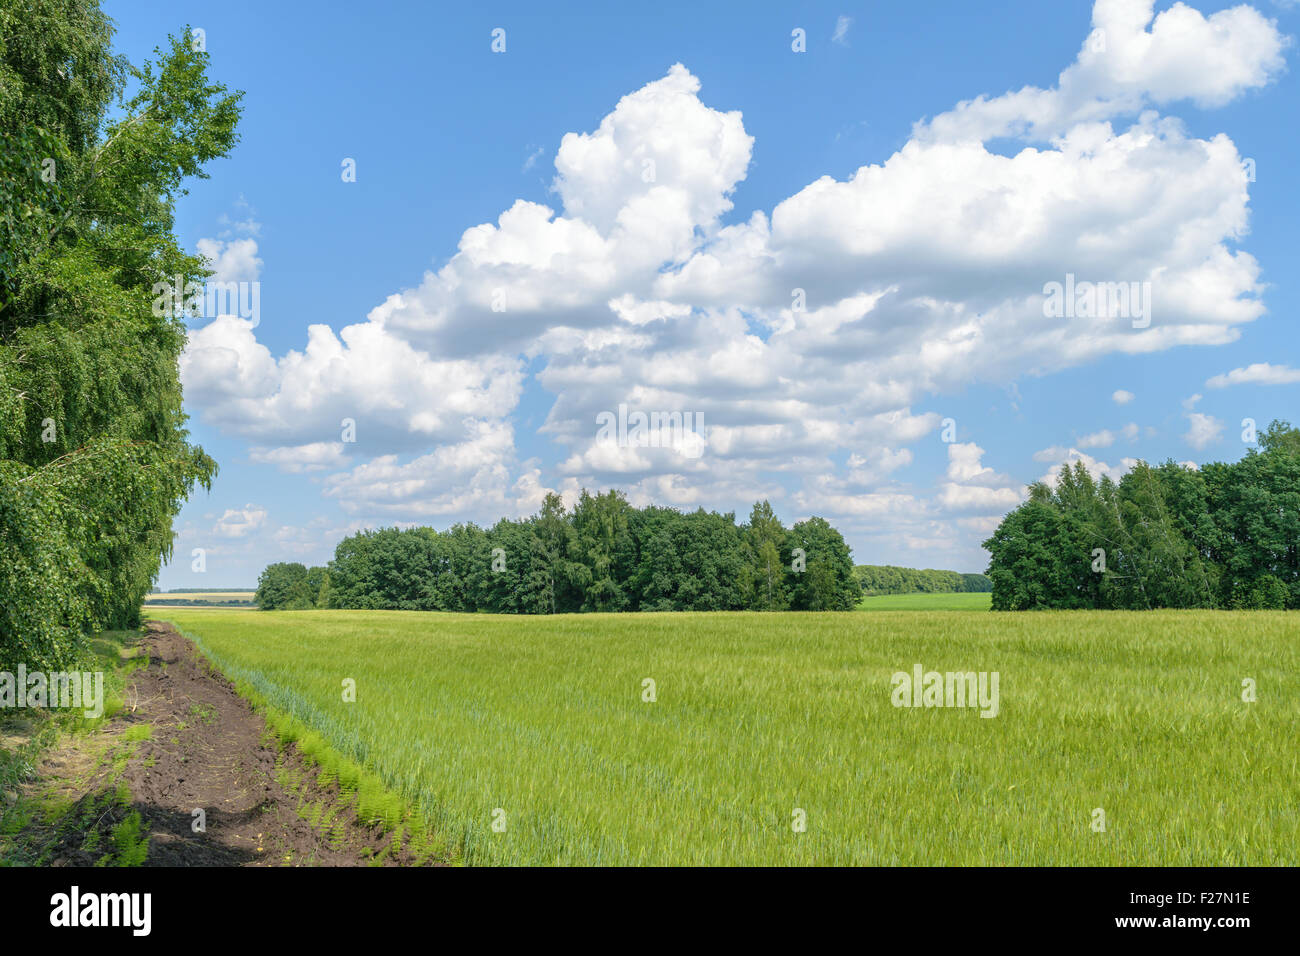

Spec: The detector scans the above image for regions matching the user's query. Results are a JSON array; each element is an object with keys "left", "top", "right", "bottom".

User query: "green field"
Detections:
[
  {"left": 157, "top": 607, "right": 1299, "bottom": 866},
  {"left": 143, "top": 591, "right": 257, "bottom": 608},
  {"left": 858, "top": 592, "right": 992, "bottom": 611}
]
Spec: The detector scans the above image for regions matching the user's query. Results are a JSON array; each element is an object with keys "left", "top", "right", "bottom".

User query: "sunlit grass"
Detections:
[
  {"left": 857, "top": 592, "right": 993, "bottom": 611},
  {"left": 158, "top": 607, "right": 1299, "bottom": 866}
]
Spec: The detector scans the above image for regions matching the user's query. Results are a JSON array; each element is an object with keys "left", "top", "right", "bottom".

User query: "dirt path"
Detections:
[{"left": 8, "top": 621, "right": 437, "bottom": 866}]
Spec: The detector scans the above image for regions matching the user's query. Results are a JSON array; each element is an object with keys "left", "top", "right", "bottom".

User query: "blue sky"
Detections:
[{"left": 103, "top": 0, "right": 1300, "bottom": 588}]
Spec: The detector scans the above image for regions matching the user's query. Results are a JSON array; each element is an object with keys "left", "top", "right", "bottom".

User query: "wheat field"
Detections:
[{"left": 156, "top": 607, "right": 1299, "bottom": 866}]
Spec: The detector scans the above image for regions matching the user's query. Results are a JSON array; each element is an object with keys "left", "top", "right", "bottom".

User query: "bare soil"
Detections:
[{"left": 7, "top": 621, "right": 440, "bottom": 866}]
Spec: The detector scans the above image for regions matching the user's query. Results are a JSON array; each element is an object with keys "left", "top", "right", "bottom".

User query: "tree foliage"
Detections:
[
  {"left": 0, "top": 1, "right": 241, "bottom": 670},
  {"left": 255, "top": 562, "right": 329, "bottom": 610},
  {"left": 279, "top": 494, "right": 859, "bottom": 614},
  {"left": 854, "top": 565, "right": 991, "bottom": 596},
  {"left": 984, "top": 422, "right": 1300, "bottom": 610}
]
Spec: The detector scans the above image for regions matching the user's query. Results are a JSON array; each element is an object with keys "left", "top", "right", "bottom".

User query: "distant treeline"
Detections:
[
  {"left": 985, "top": 420, "right": 1300, "bottom": 611},
  {"left": 257, "top": 492, "right": 859, "bottom": 613},
  {"left": 158, "top": 588, "right": 255, "bottom": 594},
  {"left": 143, "top": 598, "right": 256, "bottom": 607},
  {"left": 854, "top": 565, "right": 991, "bottom": 596}
]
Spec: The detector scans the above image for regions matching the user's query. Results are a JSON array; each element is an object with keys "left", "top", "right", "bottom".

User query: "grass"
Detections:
[
  {"left": 121, "top": 724, "right": 152, "bottom": 743},
  {"left": 102, "top": 810, "right": 149, "bottom": 867},
  {"left": 858, "top": 592, "right": 993, "bottom": 611},
  {"left": 1, "top": 629, "right": 138, "bottom": 783},
  {"left": 1, "top": 629, "right": 152, "bottom": 866},
  {"left": 158, "top": 607, "right": 1299, "bottom": 866}
]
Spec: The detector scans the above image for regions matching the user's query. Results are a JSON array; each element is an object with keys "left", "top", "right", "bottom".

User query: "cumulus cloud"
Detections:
[
  {"left": 1037, "top": 449, "right": 1137, "bottom": 485},
  {"left": 1077, "top": 429, "right": 1115, "bottom": 448},
  {"left": 212, "top": 504, "right": 267, "bottom": 539},
  {"left": 1112, "top": 389, "right": 1135, "bottom": 404},
  {"left": 917, "top": 0, "right": 1288, "bottom": 143},
  {"left": 1184, "top": 412, "right": 1225, "bottom": 449},
  {"left": 321, "top": 420, "right": 535, "bottom": 520},
  {"left": 937, "top": 443, "right": 1025, "bottom": 512},
  {"left": 1206, "top": 362, "right": 1300, "bottom": 387},
  {"left": 177, "top": 1, "right": 1285, "bottom": 565},
  {"left": 553, "top": 64, "right": 752, "bottom": 236},
  {"left": 196, "top": 236, "right": 262, "bottom": 286},
  {"left": 181, "top": 316, "right": 523, "bottom": 456},
  {"left": 1075, "top": 423, "right": 1139, "bottom": 448}
]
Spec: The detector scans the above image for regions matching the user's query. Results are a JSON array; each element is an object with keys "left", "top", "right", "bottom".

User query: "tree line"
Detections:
[
  {"left": 256, "top": 492, "right": 860, "bottom": 613},
  {"left": 853, "top": 565, "right": 990, "bottom": 596},
  {"left": 1, "top": 4, "right": 239, "bottom": 672},
  {"left": 984, "top": 420, "right": 1300, "bottom": 610}
]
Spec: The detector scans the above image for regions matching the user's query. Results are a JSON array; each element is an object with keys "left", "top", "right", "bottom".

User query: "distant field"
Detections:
[
  {"left": 858, "top": 592, "right": 992, "bottom": 611},
  {"left": 144, "top": 591, "right": 257, "bottom": 608},
  {"left": 158, "top": 607, "right": 1298, "bottom": 866}
]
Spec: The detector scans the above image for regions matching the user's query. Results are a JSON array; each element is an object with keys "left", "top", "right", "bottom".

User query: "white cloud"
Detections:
[
  {"left": 832, "top": 16, "right": 853, "bottom": 45},
  {"left": 1184, "top": 412, "right": 1225, "bottom": 449},
  {"left": 181, "top": 316, "right": 523, "bottom": 458},
  {"left": 1073, "top": 423, "right": 1138, "bottom": 448},
  {"left": 1077, "top": 429, "right": 1115, "bottom": 448},
  {"left": 321, "top": 420, "right": 525, "bottom": 519},
  {"left": 1206, "top": 362, "right": 1300, "bottom": 388},
  {"left": 938, "top": 443, "right": 1025, "bottom": 513},
  {"left": 248, "top": 442, "right": 351, "bottom": 474},
  {"left": 552, "top": 63, "right": 753, "bottom": 237},
  {"left": 177, "top": 3, "right": 1285, "bottom": 565},
  {"left": 937, "top": 483, "right": 1025, "bottom": 511},
  {"left": 848, "top": 447, "right": 913, "bottom": 484},
  {"left": 195, "top": 236, "right": 262, "bottom": 286},
  {"left": 946, "top": 442, "right": 995, "bottom": 482},
  {"left": 917, "top": 0, "right": 1288, "bottom": 142},
  {"left": 1038, "top": 449, "right": 1136, "bottom": 485},
  {"left": 1034, "top": 445, "right": 1073, "bottom": 464},
  {"left": 212, "top": 504, "right": 267, "bottom": 539}
]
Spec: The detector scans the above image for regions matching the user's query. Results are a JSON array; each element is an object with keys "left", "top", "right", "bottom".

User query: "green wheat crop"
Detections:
[{"left": 158, "top": 607, "right": 1299, "bottom": 866}]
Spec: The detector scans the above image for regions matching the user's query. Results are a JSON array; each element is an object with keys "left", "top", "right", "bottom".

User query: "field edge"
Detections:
[{"left": 161, "top": 619, "right": 460, "bottom": 867}]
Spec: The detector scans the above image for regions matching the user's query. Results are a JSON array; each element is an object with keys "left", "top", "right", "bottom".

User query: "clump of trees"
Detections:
[
  {"left": 854, "top": 566, "right": 991, "bottom": 596},
  {"left": 1, "top": 3, "right": 240, "bottom": 671},
  {"left": 260, "top": 492, "right": 859, "bottom": 613},
  {"left": 255, "top": 564, "right": 329, "bottom": 610},
  {"left": 984, "top": 421, "right": 1300, "bottom": 610}
]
